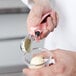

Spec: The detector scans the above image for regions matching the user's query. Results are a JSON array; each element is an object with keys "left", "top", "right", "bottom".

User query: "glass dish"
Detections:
[{"left": 20, "top": 47, "right": 55, "bottom": 69}]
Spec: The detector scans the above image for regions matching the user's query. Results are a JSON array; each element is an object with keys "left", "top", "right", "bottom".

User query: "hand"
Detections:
[
  {"left": 27, "top": 0, "right": 58, "bottom": 40},
  {"left": 23, "top": 49, "right": 76, "bottom": 76}
]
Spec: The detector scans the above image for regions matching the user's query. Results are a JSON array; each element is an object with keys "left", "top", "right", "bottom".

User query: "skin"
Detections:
[
  {"left": 23, "top": 49, "right": 76, "bottom": 76},
  {"left": 26, "top": 0, "right": 58, "bottom": 40},
  {"left": 23, "top": 0, "right": 76, "bottom": 76}
]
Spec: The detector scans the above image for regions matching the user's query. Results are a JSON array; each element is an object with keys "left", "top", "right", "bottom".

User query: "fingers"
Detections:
[
  {"left": 52, "top": 62, "right": 65, "bottom": 74},
  {"left": 27, "top": 4, "right": 43, "bottom": 27},
  {"left": 23, "top": 68, "right": 35, "bottom": 76},
  {"left": 23, "top": 67, "right": 54, "bottom": 76},
  {"left": 23, "top": 63, "right": 65, "bottom": 76},
  {"left": 27, "top": 16, "right": 41, "bottom": 35},
  {"left": 55, "top": 12, "right": 59, "bottom": 28},
  {"left": 46, "top": 11, "right": 58, "bottom": 31},
  {"left": 23, "top": 68, "right": 30, "bottom": 75},
  {"left": 27, "top": 4, "right": 43, "bottom": 35},
  {"left": 40, "top": 16, "right": 54, "bottom": 39},
  {"left": 23, "top": 68, "right": 42, "bottom": 76},
  {"left": 23, "top": 69, "right": 30, "bottom": 76},
  {"left": 47, "top": 17, "right": 54, "bottom": 32},
  {"left": 38, "top": 11, "right": 58, "bottom": 39},
  {"left": 50, "top": 10, "right": 58, "bottom": 28},
  {"left": 27, "top": 5, "right": 58, "bottom": 40}
]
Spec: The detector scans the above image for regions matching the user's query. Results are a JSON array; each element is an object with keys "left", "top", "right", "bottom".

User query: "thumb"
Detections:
[
  {"left": 27, "top": 5, "right": 43, "bottom": 27},
  {"left": 23, "top": 68, "right": 32, "bottom": 75},
  {"left": 23, "top": 68, "right": 40, "bottom": 76}
]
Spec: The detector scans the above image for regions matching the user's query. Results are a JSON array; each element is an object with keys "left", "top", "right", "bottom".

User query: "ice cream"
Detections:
[
  {"left": 21, "top": 37, "right": 31, "bottom": 53},
  {"left": 29, "top": 56, "right": 45, "bottom": 69}
]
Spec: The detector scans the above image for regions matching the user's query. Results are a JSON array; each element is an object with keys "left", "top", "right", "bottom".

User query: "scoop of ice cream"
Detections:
[
  {"left": 21, "top": 37, "right": 31, "bottom": 53},
  {"left": 29, "top": 56, "right": 45, "bottom": 69},
  {"left": 30, "top": 56, "right": 44, "bottom": 65}
]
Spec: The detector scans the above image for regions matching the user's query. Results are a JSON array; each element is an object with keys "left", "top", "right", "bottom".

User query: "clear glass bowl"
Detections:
[
  {"left": 21, "top": 47, "right": 55, "bottom": 69},
  {"left": 20, "top": 36, "right": 55, "bottom": 69}
]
